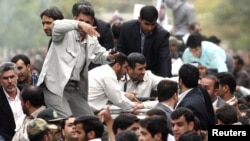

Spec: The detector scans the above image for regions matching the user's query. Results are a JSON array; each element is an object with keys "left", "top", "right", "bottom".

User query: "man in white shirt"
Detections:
[{"left": 88, "top": 53, "right": 138, "bottom": 112}]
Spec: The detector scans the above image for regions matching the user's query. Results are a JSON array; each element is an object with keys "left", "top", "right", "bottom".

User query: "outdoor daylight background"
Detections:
[{"left": 0, "top": 0, "right": 250, "bottom": 66}]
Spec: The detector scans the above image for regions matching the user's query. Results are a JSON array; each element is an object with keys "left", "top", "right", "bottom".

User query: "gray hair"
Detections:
[{"left": 0, "top": 62, "right": 18, "bottom": 77}]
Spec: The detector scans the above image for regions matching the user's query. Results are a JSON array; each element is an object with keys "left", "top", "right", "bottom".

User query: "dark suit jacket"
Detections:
[
  {"left": 155, "top": 103, "right": 173, "bottom": 134},
  {"left": 176, "top": 87, "right": 216, "bottom": 130},
  {"left": 117, "top": 20, "right": 172, "bottom": 77},
  {"left": 0, "top": 87, "right": 16, "bottom": 141}
]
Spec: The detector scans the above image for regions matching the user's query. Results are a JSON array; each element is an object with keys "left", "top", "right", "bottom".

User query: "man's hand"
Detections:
[
  {"left": 78, "top": 21, "right": 100, "bottom": 37},
  {"left": 97, "top": 105, "right": 112, "bottom": 123},
  {"left": 125, "top": 92, "right": 140, "bottom": 102}
]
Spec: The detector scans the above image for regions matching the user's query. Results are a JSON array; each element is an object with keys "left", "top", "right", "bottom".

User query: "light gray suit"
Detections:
[{"left": 37, "top": 19, "right": 110, "bottom": 118}]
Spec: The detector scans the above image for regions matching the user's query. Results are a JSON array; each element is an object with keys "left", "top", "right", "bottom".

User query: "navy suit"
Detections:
[
  {"left": 176, "top": 87, "right": 216, "bottom": 130},
  {"left": 117, "top": 20, "right": 172, "bottom": 77},
  {"left": 0, "top": 87, "right": 16, "bottom": 141}
]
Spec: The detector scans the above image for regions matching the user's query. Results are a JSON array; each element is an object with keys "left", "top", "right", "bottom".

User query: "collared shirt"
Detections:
[
  {"left": 88, "top": 65, "right": 134, "bottom": 111},
  {"left": 89, "top": 138, "right": 102, "bottom": 141},
  {"left": 226, "top": 96, "right": 237, "bottom": 104},
  {"left": 175, "top": 88, "right": 193, "bottom": 109},
  {"left": 70, "top": 39, "right": 87, "bottom": 81},
  {"left": 4, "top": 87, "right": 24, "bottom": 124}
]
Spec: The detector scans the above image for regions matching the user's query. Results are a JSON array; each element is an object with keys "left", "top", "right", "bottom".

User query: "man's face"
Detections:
[
  {"left": 62, "top": 117, "right": 77, "bottom": 141},
  {"left": 15, "top": 59, "right": 31, "bottom": 84},
  {"left": 171, "top": 116, "right": 194, "bottom": 141},
  {"left": 74, "top": 13, "right": 94, "bottom": 37},
  {"left": 128, "top": 63, "right": 146, "bottom": 81},
  {"left": 126, "top": 122, "right": 140, "bottom": 137},
  {"left": 200, "top": 77, "right": 218, "bottom": 101},
  {"left": 0, "top": 70, "right": 18, "bottom": 94},
  {"left": 139, "top": 18, "right": 156, "bottom": 35},
  {"left": 189, "top": 47, "right": 201, "bottom": 58},
  {"left": 42, "top": 15, "right": 55, "bottom": 36},
  {"left": 117, "top": 62, "right": 128, "bottom": 80},
  {"left": 75, "top": 124, "right": 88, "bottom": 141},
  {"left": 139, "top": 127, "right": 156, "bottom": 141}
]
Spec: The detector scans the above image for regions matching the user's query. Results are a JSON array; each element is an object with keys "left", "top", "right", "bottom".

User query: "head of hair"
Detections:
[
  {"left": 11, "top": 54, "right": 31, "bottom": 65},
  {"left": 74, "top": 115, "right": 104, "bottom": 138},
  {"left": 157, "top": 80, "right": 178, "bottom": 102},
  {"left": 109, "top": 52, "right": 128, "bottom": 67},
  {"left": 207, "top": 35, "right": 221, "bottom": 45},
  {"left": 139, "top": 116, "right": 168, "bottom": 141},
  {"left": 115, "top": 130, "right": 138, "bottom": 141},
  {"left": 215, "top": 104, "right": 238, "bottom": 124},
  {"left": 21, "top": 85, "right": 45, "bottom": 107},
  {"left": 179, "top": 64, "right": 199, "bottom": 88},
  {"left": 112, "top": 22, "right": 123, "bottom": 39},
  {"left": 233, "top": 55, "right": 244, "bottom": 66},
  {"left": 140, "top": 5, "right": 158, "bottom": 22},
  {"left": 127, "top": 52, "right": 146, "bottom": 69},
  {"left": 72, "top": 1, "right": 94, "bottom": 18},
  {"left": 146, "top": 108, "right": 167, "bottom": 119},
  {"left": 186, "top": 33, "right": 202, "bottom": 49},
  {"left": 112, "top": 113, "right": 139, "bottom": 135},
  {"left": 202, "top": 74, "right": 219, "bottom": 89},
  {"left": 171, "top": 107, "right": 195, "bottom": 123},
  {"left": 178, "top": 131, "right": 203, "bottom": 141},
  {"left": 0, "top": 62, "right": 18, "bottom": 77},
  {"left": 216, "top": 72, "right": 236, "bottom": 93},
  {"left": 40, "top": 6, "right": 64, "bottom": 20}
]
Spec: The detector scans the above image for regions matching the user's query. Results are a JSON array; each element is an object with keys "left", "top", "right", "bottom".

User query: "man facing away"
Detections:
[
  {"left": 37, "top": 3, "right": 118, "bottom": 118},
  {"left": 117, "top": 5, "right": 172, "bottom": 77}
]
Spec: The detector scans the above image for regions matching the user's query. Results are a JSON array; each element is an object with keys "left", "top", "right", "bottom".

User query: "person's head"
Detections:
[
  {"left": 112, "top": 113, "right": 140, "bottom": 136},
  {"left": 197, "top": 62, "right": 208, "bottom": 78},
  {"left": 178, "top": 64, "right": 199, "bottom": 91},
  {"left": 139, "top": 5, "right": 158, "bottom": 35},
  {"left": 233, "top": 55, "right": 245, "bottom": 73},
  {"left": 216, "top": 72, "right": 236, "bottom": 99},
  {"left": 0, "top": 62, "right": 18, "bottom": 94},
  {"left": 200, "top": 74, "right": 219, "bottom": 103},
  {"left": 11, "top": 54, "right": 32, "bottom": 85},
  {"left": 157, "top": 80, "right": 178, "bottom": 103},
  {"left": 139, "top": 116, "right": 169, "bottom": 141},
  {"left": 145, "top": 108, "right": 167, "bottom": 119},
  {"left": 74, "top": 115, "right": 104, "bottom": 141},
  {"left": 186, "top": 34, "right": 202, "bottom": 58},
  {"left": 115, "top": 130, "right": 138, "bottom": 141},
  {"left": 171, "top": 107, "right": 195, "bottom": 141},
  {"left": 216, "top": 104, "right": 239, "bottom": 125},
  {"left": 127, "top": 52, "right": 146, "bottom": 81},
  {"left": 37, "top": 107, "right": 65, "bottom": 141},
  {"left": 27, "top": 118, "right": 57, "bottom": 141},
  {"left": 109, "top": 52, "right": 128, "bottom": 80},
  {"left": 20, "top": 85, "right": 45, "bottom": 116},
  {"left": 72, "top": 1, "right": 94, "bottom": 25},
  {"left": 207, "top": 35, "right": 221, "bottom": 45},
  {"left": 188, "top": 22, "right": 202, "bottom": 34},
  {"left": 61, "top": 115, "right": 77, "bottom": 141},
  {"left": 40, "top": 6, "right": 64, "bottom": 36},
  {"left": 169, "top": 36, "right": 183, "bottom": 52},
  {"left": 178, "top": 131, "right": 202, "bottom": 141}
]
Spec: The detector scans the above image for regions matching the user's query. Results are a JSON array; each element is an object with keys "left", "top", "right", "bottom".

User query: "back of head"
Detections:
[
  {"left": 146, "top": 108, "right": 167, "bottom": 119},
  {"left": 127, "top": 52, "right": 146, "bottom": 69},
  {"left": 171, "top": 107, "right": 195, "bottom": 123},
  {"left": 72, "top": 1, "right": 94, "bottom": 17},
  {"left": 186, "top": 33, "right": 202, "bottom": 49},
  {"left": 216, "top": 104, "right": 238, "bottom": 125},
  {"left": 115, "top": 130, "right": 138, "bottom": 141},
  {"left": 40, "top": 6, "right": 64, "bottom": 20},
  {"left": 74, "top": 115, "right": 104, "bottom": 138},
  {"left": 109, "top": 52, "right": 128, "bottom": 67},
  {"left": 11, "top": 54, "right": 31, "bottom": 65},
  {"left": 216, "top": 72, "right": 236, "bottom": 94},
  {"left": 112, "top": 113, "right": 139, "bottom": 135},
  {"left": 179, "top": 131, "right": 202, "bottom": 141},
  {"left": 140, "top": 5, "right": 158, "bottom": 22},
  {"left": 179, "top": 64, "right": 199, "bottom": 88},
  {"left": 21, "top": 85, "right": 45, "bottom": 108},
  {"left": 157, "top": 80, "right": 178, "bottom": 102}
]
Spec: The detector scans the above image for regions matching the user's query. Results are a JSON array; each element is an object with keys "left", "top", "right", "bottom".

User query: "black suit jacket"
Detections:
[
  {"left": 117, "top": 20, "right": 171, "bottom": 77},
  {"left": 0, "top": 87, "right": 16, "bottom": 141},
  {"left": 176, "top": 87, "right": 216, "bottom": 130}
]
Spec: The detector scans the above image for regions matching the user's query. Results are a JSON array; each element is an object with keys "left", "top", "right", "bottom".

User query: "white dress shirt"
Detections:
[{"left": 88, "top": 65, "right": 134, "bottom": 111}]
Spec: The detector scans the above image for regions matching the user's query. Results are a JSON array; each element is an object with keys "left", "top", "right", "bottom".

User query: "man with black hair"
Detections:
[{"left": 117, "top": 5, "right": 171, "bottom": 77}]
